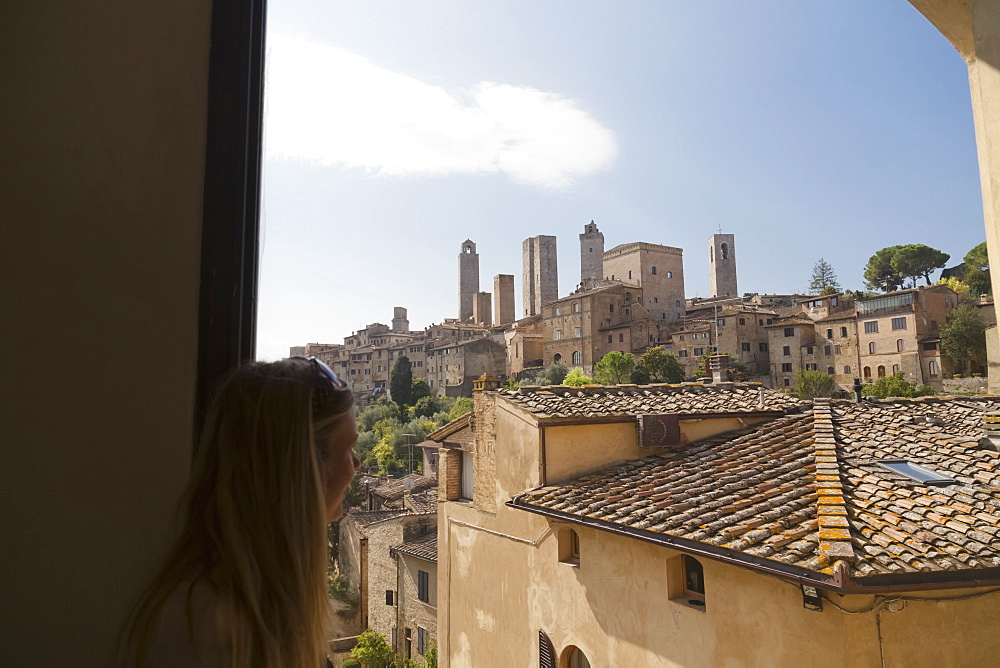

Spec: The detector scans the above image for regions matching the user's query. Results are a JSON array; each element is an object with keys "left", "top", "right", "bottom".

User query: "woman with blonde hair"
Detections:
[{"left": 118, "top": 357, "right": 360, "bottom": 667}]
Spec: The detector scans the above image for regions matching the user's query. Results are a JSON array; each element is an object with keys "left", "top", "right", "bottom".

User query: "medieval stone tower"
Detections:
[
  {"left": 391, "top": 306, "right": 409, "bottom": 332},
  {"left": 579, "top": 220, "right": 604, "bottom": 283},
  {"left": 708, "top": 233, "right": 737, "bottom": 298},
  {"left": 458, "top": 239, "right": 480, "bottom": 321},
  {"left": 493, "top": 274, "right": 515, "bottom": 325},
  {"left": 522, "top": 235, "right": 558, "bottom": 317}
]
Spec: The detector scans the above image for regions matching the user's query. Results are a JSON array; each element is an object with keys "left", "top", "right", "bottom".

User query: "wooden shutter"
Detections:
[{"left": 539, "top": 630, "right": 555, "bottom": 668}]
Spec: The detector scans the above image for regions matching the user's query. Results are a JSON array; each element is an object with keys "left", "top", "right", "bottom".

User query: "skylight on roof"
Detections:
[{"left": 875, "top": 459, "right": 958, "bottom": 487}]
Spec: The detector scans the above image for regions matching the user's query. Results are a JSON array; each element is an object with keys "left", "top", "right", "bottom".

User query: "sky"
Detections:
[{"left": 256, "top": 1, "right": 985, "bottom": 361}]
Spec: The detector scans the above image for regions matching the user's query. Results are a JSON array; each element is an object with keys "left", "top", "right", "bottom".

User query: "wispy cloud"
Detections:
[{"left": 265, "top": 34, "right": 617, "bottom": 189}]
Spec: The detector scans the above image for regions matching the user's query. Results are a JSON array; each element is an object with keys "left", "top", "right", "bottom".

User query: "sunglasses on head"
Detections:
[{"left": 291, "top": 356, "right": 348, "bottom": 414}]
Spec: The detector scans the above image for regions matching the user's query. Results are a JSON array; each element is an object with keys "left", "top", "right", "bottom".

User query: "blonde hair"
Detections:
[{"left": 119, "top": 360, "right": 354, "bottom": 667}]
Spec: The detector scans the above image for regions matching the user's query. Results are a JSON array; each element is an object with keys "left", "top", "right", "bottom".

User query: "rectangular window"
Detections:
[
  {"left": 608, "top": 335, "right": 612, "bottom": 343},
  {"left": 864, "top": 321, "right": 878, "bottom": 334},
  {"left": 574, "top": 327, "right": 581, "bottom": 338},
  {"left": 460, "top": 451, "right": 473, "bottom": 501},
  {"left": 619, "top": 333, "right": 624, "bottom": 342},
  {"left": 834, "top": 344, "right": 842, "bottom": 354},
  {"left": 805, "top": 363, "right": 817, "bottom": 371},
  {"left": 783, "top": 378, "right": 790, "bottom": 386},
  {"left": 739, "top": 317, "right": 746, "bottom": 325},
  {"left": 824, "top": 345, "right": 831, "bottom": 355},
  {"left": 555, "top": 330, "right": 562, "bottom": 340},
  {"left": 693, "top": 347, "right": 704, "bottom": 356},
  {"left": 767, "top": 319, "right": 773, "bottom": 325},
  {"left": 717, "top": 319, "right": 725, "bottom": 327},
  {"left": 418, "top": 570, "right": 430, "bottom": 603},
  {"left": 826, "top": 328, "right": 833, "bottom": 339},
  {"left": 679, "top": 350, "right": 688, "bottom": 358},
  {"left": 759, "top": 343, "right": 768, "bottom": 352},
  {"left": 783, "top": 346, "right": 790, "bottom": 356},
  {"left": 781, "top": 363, "right": 793, "bottom": 372},
  {"left": 805, "top": 346, "right": 813, "bottom": 355},
  {"left": 741, "top": 343, "right": 751, "bottom": 352},
  {"left": 784, "top": 327, "right": 794, "bottom": 337},
  {"left": 417, "top": 627, "right": 426, "bottom": 655},
  {"left": 891, "top": 317, "right": 907, "bottom": 330},
  {"left": 675, "top": 300, "right": 681, "bottom": 307},
  {"left": 386, "top": 590, "right": 394, "bottom": 605}
]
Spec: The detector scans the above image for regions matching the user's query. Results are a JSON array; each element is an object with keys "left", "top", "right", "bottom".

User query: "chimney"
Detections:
[
  {"left": 979, "top": 411, "right": 1000, "bottom": 451},
  {"left": 853, "top": 378, "right": 863, "bottom": 403},
  {"left": 708, "top": 354, "right": 730, "bottom": 384}
]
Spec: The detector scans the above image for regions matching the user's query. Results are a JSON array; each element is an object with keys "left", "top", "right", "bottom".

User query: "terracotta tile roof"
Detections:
[
  {"left": 499, "top": 383, "right": 805, "bottom": 420},
  {"left": 392, "top": 530, "right": 438, "bottom": 563},
  {"left": 512, "top": 396, "right": 1000, "bottom": 587},
  {"left": 344, "top": 508, "right": 411, "bottom": 536},
  {"left": 404, "top": 490, "right": 439, "bottom": 514},
  {"left": 427, "top": 413, "right": 472, "bottom": 443},
  {"left": 372, "top": 474, "right": 436, "bottom": 501}
]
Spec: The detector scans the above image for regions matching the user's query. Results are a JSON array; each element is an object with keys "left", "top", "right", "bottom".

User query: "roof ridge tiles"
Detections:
[{"left": 812, "top": 401, "right": 858, "bottom": 567}]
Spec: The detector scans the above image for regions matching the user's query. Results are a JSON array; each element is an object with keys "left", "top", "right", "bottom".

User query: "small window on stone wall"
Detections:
[{"left": 558, "top": 527, "right": 580, "bottom": 566}]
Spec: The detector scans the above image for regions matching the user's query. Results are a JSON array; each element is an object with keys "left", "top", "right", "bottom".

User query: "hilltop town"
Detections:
[{"left": 292, "top": 222, "right": 994, "bottom": 403}]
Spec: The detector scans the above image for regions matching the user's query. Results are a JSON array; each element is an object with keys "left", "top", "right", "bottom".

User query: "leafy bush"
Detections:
[
  {"left": 793, "top": 369, "right": 836, "bottom": 399},
  {"left": 327, "top": 572, "right": 356, "bottom": 606},
  {"left": 862, "top": 372, "right": 936, "bottom": 399},
  {"left": 562, "top": 368, "right": 593, "bottom": 386}
]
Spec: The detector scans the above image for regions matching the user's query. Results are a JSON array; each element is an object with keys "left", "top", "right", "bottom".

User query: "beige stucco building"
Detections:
[{"left": 437, "top": 379, "right": 1000, "bottom": 667}]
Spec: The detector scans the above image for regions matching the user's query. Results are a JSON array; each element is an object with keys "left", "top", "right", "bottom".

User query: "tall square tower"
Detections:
[
  {"left": 458, "top": 239, "right": 480, "bottom": 321},
  {"left": 493, "top": 274, "right": 515, "bottom": 325},
  {"left": 522, "top": 235, "right": 558, "bottom": 316},
  {"left": 709, "top": 234, "right": 738, "bottom": 298},
  {"left": 579, "top": 220, "right": 604, "bottom": 283}
]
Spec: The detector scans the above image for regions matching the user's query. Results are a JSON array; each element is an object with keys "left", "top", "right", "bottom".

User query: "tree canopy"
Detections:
[
  {"left": 808, "top": 258, "right": 840, "bottom": 295},
  {"left": 940, "top": 304, "right": 987, "bottom": 375},
  {"left": 965, "top": 241, "right": 989, "bottom": 271},
  {"left": 962, "top": 241, "right": 991, "bottom": 296},
  {"left": 389, "top": 355, "right": 413, "bottom": 407},
  {"left": 793, "top": 369, "right": 836, "bottom": 399},
  {"left": 864, "top": 244, "right": 951, "bottom": 291},
  {"left": 535, "top": 362, "right": 568, "bottom": 385},
  {"left": 593, "top": 351, "right": 635, "bottom": 384},
  {"left": 635, "top": 346, "right": 685, "bottom": 383}
]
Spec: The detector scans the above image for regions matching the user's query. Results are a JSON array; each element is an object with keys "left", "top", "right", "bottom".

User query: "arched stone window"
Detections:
[
  {"left": 929, "top": 360, "right": 939, "bottom": 377},
  {"left": 553, "top": 353, "right": 562, "bottom": 363},
  {"left": 572, "top": 351, "right": 581, "bottom": 365},
  {"left": 844, "top": 365, "right": 851, "bottom": 374},
  {"left": 720, "top": 243, "right": 729, "bottom": 260},
  {"left": 863, "top": 366, "right": 871, "bottom": 378},
  {"left": 892, "top": 364, "right": 900, "bottom": 374},
  {"left": 897, "top": 339, "right": 904, "bottom": 352},
  {"left": 877, "top": 365, "right": 886, "bottom": 378},
  {"left": 869, "top": 342, "right": 876, "bottom": 354},
  {"left": 651, "top": 266, "right": 657, "bottom": 275}
]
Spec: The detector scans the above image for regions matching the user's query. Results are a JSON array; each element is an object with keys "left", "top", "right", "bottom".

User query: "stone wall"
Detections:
[
  {"left": 458, "top": 239, "right": 479, "bottom": 321},
  {"left": 493, "top": 274, "right": 515, "bottom": 325},
  {"left": 708, "top": 234, "right": 738, "bottom": 298},
  {"left": 472, "top": 380, "right": 500, "bottom": 514},
  {"left": 579, "top": 221, "right": 604, "bottom": 283},
  {"left": 523, "top": 235, "right": 558, "bottom": 317},
  {"left": 397, "top": 555, "right": 437, "bottom": 660}
]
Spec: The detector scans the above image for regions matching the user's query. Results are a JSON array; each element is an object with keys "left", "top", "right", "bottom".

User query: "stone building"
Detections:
[
  {"left": 436, "top": 382, "right": 1000, "bottom": 667},
  {"left": 504, "top": 316, "right": 544, "bottom": 377},
  {"left": 493, "top": 274, "right": 515, "bottom": 326},
  {"left": 766, "top": 315, "right": 819, "bottom": 390},
  {"left": 856, "top": 285, "right": 959, "bottom": 389},
  {"left": 522, "top": 235, "right": 558, "bottom": 317},
  {"left": 457, "top": 239, "right": 479, "bottom": 321},
  {"left": 579, "top": 220, "right": 604, "bottom": 283},
  {"left": 708, "top": 233, "right": 738, "bottom": 298},
  {"left": 389, "top": 532, "right": 437, "bottom": 662},
  {"left": 425, "top": 337, "right": 506, "bottom": 397},
  {"left": 541, "top": 282, "right": 657, "bottom": 373},
  {"left": 602, "top": 242, "right": 686, "bottom": 322}
]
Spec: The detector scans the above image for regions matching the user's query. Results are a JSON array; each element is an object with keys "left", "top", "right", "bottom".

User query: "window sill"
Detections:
[
  {"left": 670, "top": 596, "right": 706, "bottom": 612},
  {"left": 559, "top": 558, "right": 580, "bottom": 568}
]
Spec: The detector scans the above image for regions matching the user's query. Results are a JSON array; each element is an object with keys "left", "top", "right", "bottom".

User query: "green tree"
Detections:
[
  {"left": 691, "top": 352, "right": 748, "bottom": 380},
  {"left": 447, "top": 397, "right": 473, "bottom": 420},
  {"left": 410, "top": 378, "right": 431, "bottom": 404},
  {"left": 350, "top": 630, "right": 396, "bottom": 668},
  {"left": 357, "top": 397, "right": 402, "bottom": 432},
  {"left": 863, "top": 245, "right": 905, "bottom": 292},
  {"left": 593, "top": 351, "right": 635, "bottom": 384},
  {"left": 963, "top": 241, "right": 991, "bottom": 296},
  {"left": 793, "top": 369, "right": 836, "bottom": 399},
  {"left": 808, "top": 258, "right": 841, "bottom": 295},
  {"left": 965, "top": 241, "right": 989, "bottom": 271},
  {"left": 862, "top": 372, "right": 935, "bottom": 398},
  {"left": 635, "top": 346, "right": 685, "bottom": 383},
  {"left": 390, "top": 355, "right": 413, "bottom": 407},
  {"left": 535, "top": 362, "right": 568, "bottom": 385},
  {"left": 940, "top": 303, "right": 987, "bottom": 375},
  {"left": 562, "top": 368, "right": 593, "bottom": 386},
  {"left": 890, "top": 244, "right": 950, "bottom": 287}
]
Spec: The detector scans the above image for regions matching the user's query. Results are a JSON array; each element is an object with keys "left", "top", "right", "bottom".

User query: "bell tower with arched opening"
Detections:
[{"left": 708, "top": 233, "right": 737, "bottom": 298}]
